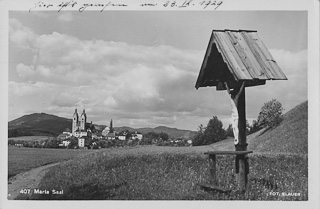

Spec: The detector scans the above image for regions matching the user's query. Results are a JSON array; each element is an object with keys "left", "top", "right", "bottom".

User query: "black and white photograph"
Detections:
[{"left": 1, "top": 0, "right": 319, "bottom": 208}]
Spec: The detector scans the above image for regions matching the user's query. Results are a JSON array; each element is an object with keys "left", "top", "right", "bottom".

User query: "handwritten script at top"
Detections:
[{"left": 29, "top": 0, "right": 224, "bottom": 12}]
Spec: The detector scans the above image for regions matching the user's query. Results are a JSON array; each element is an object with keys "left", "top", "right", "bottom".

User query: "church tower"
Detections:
[
  {"left": 80, "top": 109, "right": 87, "bottom": 131},
  {"left": 72, "top": 109, "right": 79, "bottom": 135}
]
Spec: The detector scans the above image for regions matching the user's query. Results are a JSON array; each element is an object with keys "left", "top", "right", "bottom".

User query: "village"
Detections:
[
  {"left": 57, "top": 109, "right": 144, "bottom": 149},
  {"left": 8, "top": 108, "right": 194, "bottom": 149}
]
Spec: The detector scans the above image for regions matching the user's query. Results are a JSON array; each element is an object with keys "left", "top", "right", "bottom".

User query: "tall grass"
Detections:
[
  {"left": 18, "top": 152, "right": 307, "bottom": 200},
  {"left": 8, "top": 146, "right": 95, "bottom": 179}
]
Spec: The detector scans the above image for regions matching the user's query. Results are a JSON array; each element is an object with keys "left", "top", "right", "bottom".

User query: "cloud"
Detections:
[
  {"left": 245, "top": 49, "right": 307, "bottom": 119},
  {"left": 9, "top": 18, "right": 36, "bottom": 49},
  {"left": 9, "top": 81, "right": 37, "bottom": 97},
  {"left": 16, "top": 63, "right": 35, "bottom": 77},
  {"left": 9, "top": 18, "right": 307, "bottom": 130},
  {"left": 51, "top": 93, "right": 80, "bottom": 107},
  {"left": 270, "top": 49, "right": 307, "bottom": 78}
]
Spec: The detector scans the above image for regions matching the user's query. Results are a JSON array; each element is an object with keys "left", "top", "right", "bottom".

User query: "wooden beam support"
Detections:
[
  {"left": 235, "top": 86, "right": 249, "bottom": 191},
  {"left": 208, "top": 154, "right": 217, "bottom": 185},
  {"left": 237, "top": 85, "right": 247, "bottom": 151}
]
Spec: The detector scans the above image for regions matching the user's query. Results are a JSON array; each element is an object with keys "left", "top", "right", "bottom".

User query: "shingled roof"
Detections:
[{"left": 195, "top": 29, "right": 287, "bottom": 90}]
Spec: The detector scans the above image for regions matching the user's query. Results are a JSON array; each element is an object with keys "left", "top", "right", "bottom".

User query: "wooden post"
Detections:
[
  {"left": 208, "top": 154, "right": 216, "bottom": 185},
  {"left": 236, "top": 85, "right": 248, "bottom": 191},
  {"left": 237, "top": 85, "right": 247, "bottom": 151}
]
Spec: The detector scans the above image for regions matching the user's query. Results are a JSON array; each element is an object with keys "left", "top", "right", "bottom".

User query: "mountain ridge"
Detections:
[{"left": 8, "top": 113, "right": 196, "bottom": 138}]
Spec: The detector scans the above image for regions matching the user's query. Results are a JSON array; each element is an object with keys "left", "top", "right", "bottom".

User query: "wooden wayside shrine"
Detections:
[{"left": 195, "top": 29, "right": 287, "bottom": 192}]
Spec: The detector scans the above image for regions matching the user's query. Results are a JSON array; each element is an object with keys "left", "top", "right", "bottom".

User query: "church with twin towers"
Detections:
[
  {"left": 71, "top": 108, "right": 114, "bottom": 138},
  {"left": 72, "top": 109, "right": 87, "bottom": 136}
]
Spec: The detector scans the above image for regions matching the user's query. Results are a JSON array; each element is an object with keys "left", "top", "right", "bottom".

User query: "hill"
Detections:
[
  {"left": 115, "top": 126, "right": 195, "bottom": 139},
  {"left": 210, "top": 101, "right": 308, "bottom": 155},
  {"left": 248, "top": 100, "right": 308, "bottom": 154},
  {"left": 8, "top": 113, "right": 72, "bottom": 136},
  {"left": 152, "top": 126, "right": 195, "bottom": 139},
  {"left": 8, "top": 113, "right": 195, "bottom": 139}
]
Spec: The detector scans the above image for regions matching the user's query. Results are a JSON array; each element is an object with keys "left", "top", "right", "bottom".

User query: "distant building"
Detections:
[
  {"left": 96, "top": 132, "right": 103, "bottom": 140},
  {"left": 106, "top": 132, "right": 116, "bottom": 140},
  {"left": 74, "top": 130, "right": 87, "bottom": 138},
  {"left": 57, "top": 132, "right": 72, "bottom": 141},
  {"left": 72, "top": 109, "right": 87, "bottom": 137},
  {"left": 92, "top": 133, "right": 98, "bottom": 139},
  {"left": 132, "top": 131, "right": 143, "bottom": 140},
  {"left": 117, "top": 131, "right": 127, "bottom": 141},
  {"left": 62, "top": 140, "right": 71, "bottom": 147},
  {"left": 103, "top": 119, "right": 115, "bottom": 140},
  {"left": 63, "top": 128, "right": 72, "bottom": 135},
  {"left": 78, "top": 137, "right": 85, "bottom": 148}
]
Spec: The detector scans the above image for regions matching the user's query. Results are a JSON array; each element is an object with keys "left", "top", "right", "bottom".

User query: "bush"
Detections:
[
  {"left": 257, "top": 99, "right": 284, "bottom": 128},
  {"left": 140, "top": 137, "right": 153, "bottom": 145}
]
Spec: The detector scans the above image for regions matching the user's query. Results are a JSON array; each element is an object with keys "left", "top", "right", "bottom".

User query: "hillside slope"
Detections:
[
  {"left": 9, "top": 113, "right": 72, "bottom": 136},
  {"left": 209, "top": 101, "right": 308, "bottom": 155},
  {"left": 248, "top": 101, "right": 308, "bottom": 154}
]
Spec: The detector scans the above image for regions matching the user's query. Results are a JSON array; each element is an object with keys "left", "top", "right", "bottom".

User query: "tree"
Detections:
[
  {"left": 192, "top": 124, "right": 205, "bottom": 146},
  {"left": 67, "top": 136, "right": 78, "bottom": 149},
  {"left": 8, "top": 139, "right": 15, "bottom": 146},
  {"left": 203, "top": 116, "right": 226, "bottom": 143},
  {"left": 144, "top": 132, "right": 159, "bottom": 140},
  {"left": 159, "top": 132, "right": 169, "bottom": 141},
  {"left": 225, "top": 124, "right": 234, "bottom": 137},
  {"left": 193, "top": 116, "right": 226, "bottom": 146},
  {"left": 257, "top": 99, "right": 284, "bottom": 128}
]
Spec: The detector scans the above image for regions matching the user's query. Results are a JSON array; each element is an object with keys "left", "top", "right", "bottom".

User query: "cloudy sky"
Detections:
[{"left": 8, "top": 11, "right": 307, "bottom": 130}]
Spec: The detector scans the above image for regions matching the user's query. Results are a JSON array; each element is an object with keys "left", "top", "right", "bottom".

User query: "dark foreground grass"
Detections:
[{"left": 17, "top": 152, "right": 308, "bottom": 200}]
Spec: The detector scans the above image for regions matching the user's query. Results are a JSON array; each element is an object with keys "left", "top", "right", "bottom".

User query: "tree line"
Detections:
[{"left": 8, "top": 128, "right": 57, "bottom": 138}]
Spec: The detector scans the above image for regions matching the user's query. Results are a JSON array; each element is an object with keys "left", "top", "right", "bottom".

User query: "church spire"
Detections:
[{"left": 110, "top": 119, "right": 113, "bottom": 133}]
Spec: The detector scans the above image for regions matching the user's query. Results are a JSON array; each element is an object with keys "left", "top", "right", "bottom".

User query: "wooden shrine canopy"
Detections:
[{"left": 195, "top": 29, "right": 287, "bottom": 90}]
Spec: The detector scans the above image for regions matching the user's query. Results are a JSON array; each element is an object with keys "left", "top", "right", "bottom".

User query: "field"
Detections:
[
  {"left": 14, "top": 145, "right": 308, "bottom": 200},
  {"left": 8, "top": 146, "right": 96, "bottom": 179},
  {"left": 10, "top": 101, "right": 308, "bottom": 200},
  {"left": 8, "top": 136, "right": 54, "bottom": 142}
]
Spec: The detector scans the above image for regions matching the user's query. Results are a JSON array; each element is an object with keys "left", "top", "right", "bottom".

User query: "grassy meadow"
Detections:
[
  {"left": 8, "top": 146, "right": 96, "bottom": 179},
  {"left": 11, "top": 101, "right": 308, "bottom": 200},
  {"left": 16, "top": 149, "right": 307, "bottom": 200}
]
